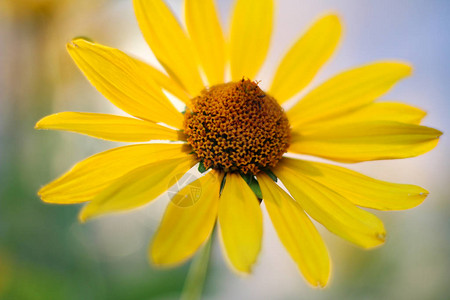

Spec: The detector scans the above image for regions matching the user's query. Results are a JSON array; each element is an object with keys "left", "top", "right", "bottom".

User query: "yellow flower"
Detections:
[{"left": 36, "top": 0, "right": 442, "bottom": 287}]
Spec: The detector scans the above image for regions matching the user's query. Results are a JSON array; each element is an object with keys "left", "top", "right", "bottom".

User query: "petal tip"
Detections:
[
  {"left": 34, "top": 118, "right": 45, "bottom": 129},
  {"left": 399, "top": 61, "right": 414, "bottom": 76},
  {"left": 37, "top": 192, "right": 49, "bottom": 204},
  {"left": 66, "top": 40, "right": 79, "bottom": 50},
  {"left": 78, "top": 215, "right": 87, "bottom": 223},
  {"left": 233, "top": 267, "right": 252, "bottom": 276},
  {"left": 364, "top": 231, "right": 387, "bottom": 249},
  {"left": 318, "top": 12, "right": 343, "bottom": 33},
  {"left": 377, "top": 232, "right": 386, "bottom": 242},
  {"left": 67, "top": 38, "right": 92, "bottom": 51},
  {"left": 149, "top": 259, "right": 173, "bottom": 269},
  {"left": 149, "top": 245, "right": 162, "bottom": 266},
  {"left": 148, "top": 247, "right": 182, "bottom": 269},
  {"left": 360, "top": 231, "right": 387, "bottom": 249},
  {"left": 223, "top": 255, "right": 253, "bottom": 276},
  {"left": 37, "top": 184, "right": 51, "bottom": 197},
  {"left": 34, "top": 114, "right": 57, "bottom": 130},
  {"left": 38, "top": 195, "right": 53, "bottom": 204},
  {"left": 381, "top": 60, "right": 414, "bottom": 76},
  {"left": 415, "top": 185, "right": 429, "bottom": 197},
  {"left": 304, "top": 275, "right": 329, "bottom": 288},
  {"left": 78, "top": 206, "right": 92, "bottom": 223},
  {"left": 322, "top": 12, "right": 342, "bottom": 23},
  {"left": 225, "top": 257, "right": 254, "bottom": 275},
  {"left": 316, "top": 280, "right": 328, "bottom": 289},
  {"left": 37, "top": 186, "right": 60, "bottom": 204},
  {"left": 149, "top": 255, "right": 163, "bottom": 268},
  {"left": 418, "top": 191, "right": 429, "bottom": 197}
]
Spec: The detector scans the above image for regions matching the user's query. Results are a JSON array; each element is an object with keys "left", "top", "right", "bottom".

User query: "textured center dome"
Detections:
[{"left": 184, "top": 79, "right": 291, "bottom": 175}]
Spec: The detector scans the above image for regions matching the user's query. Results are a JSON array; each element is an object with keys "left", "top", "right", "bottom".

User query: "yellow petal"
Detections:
[
  {"left": 35, "top": 112, "right": 182, "bottom": 142},
  {"left": 270, "top": 14, "right": 342, "bottom": 103},
  {"left": 133, "top": 0, "right": 204, "bottom": 96},
  {"left": 67, "top": 39, "right": 183, "bottom": 128},
  {"left": 258, "top": 174, "right": 330, "bottom": 287},
  {"left": 290, "top": 121, "right": 442, "bottom": 163},
  {"left": 300, "top": 102, "right": 427, "bottom": 131},
  {"left": 151, "top": 171, "right": 222, "bottom": 266},
  {"left": 39, "top": 144, "right": 191, "bottom": 204},
  {"left": 275, "top": 160, "right": 386, "bottom": 249},
  {"left": 218, "top": 173, "right": 262, "bottom": 273},
  {"left": 288, "top": 62, "right": 413, "bottom": 128},
  {"left": 281, "top": 158, "right": 428, "bottom": 210},
  {"left": 229, "top": 0, "right": 274, "bottom": 80},
  {"left": 185, "top": 0, "right": 225, "bottom": 86},
  {"left": 145, "top": 64, "right": 192, "bottom": 106},
  {"left": 79, "top": 156, "right": 196, "bottom": 222}
]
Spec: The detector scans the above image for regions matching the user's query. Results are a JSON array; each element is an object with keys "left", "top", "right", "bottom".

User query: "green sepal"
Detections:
[
  {"left": 264, "top": 169, "right": 278, "bottom": 182},
  {"left": 198, "top": 161, "right": 208, "bottom": 173},
  {"left": 240, "top": 173, "right": 263, "bottom": 199}
]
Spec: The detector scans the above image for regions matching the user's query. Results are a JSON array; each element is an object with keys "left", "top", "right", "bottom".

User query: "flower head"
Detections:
[{"left": 36, "top": 0, "right": 442, "bottom": 287}]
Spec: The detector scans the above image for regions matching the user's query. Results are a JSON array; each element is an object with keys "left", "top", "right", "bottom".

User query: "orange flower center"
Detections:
[{"left": 184, "top": 79, "right": 290, "bottom": 175}]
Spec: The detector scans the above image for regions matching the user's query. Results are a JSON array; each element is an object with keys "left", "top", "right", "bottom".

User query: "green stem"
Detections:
[{"left": 180, "top": 236, "right": 213, "bottom": 300}]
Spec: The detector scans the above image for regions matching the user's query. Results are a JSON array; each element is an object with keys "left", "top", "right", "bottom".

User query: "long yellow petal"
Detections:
[
  {"left": 288, "top": 62, "right": 413, "bottom": 128},
  {"left": 270, "top": 14, "right": 342, "bottom": 103},
  {"left": 145, "top": 64, "right": 192, "bottom": 106},
  {"left": 275, "top": 160, "right": 386, "bottom": 249},
  {"left": 229, "top": 0, "right": 274, "bottom": 80},
  {"left": 39, "top": 144, "right": 191, "bottom": 204},
  {"left": 133, "top": 0, "right": 204, "bottom": 96},
  {"left": 185, "top": 0, "right": 225, "bottom": 86},
  {"left": 218, "top": 173, "right": 262, "bottom": 273},
  {"left": 281, "top": 158, "right": 428, "bottom": 210},
  {"left": 151, "top": 171, "right": 222, "bottom": 266},
  {"left": 290, "top": 121, "right": 442, "bottom": 163},
  {"left": 67, "top": 39, "right": 183, "bottom": 128},
  {"left": 300, "top": 102, "right": 427, "bottom": 131},
  {"left": 35, "top": 112, "right": 182, "bottom": 142},
  {"left": 258, "top": 174, "right": 330, "bottom": 287},
  {"left": 79, "top": 156, "right": 196, "bottom": 222}
]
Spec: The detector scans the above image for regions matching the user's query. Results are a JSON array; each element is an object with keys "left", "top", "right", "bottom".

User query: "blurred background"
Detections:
[{"left": 0, "top": 0, "right": 449, "bottom": 299}]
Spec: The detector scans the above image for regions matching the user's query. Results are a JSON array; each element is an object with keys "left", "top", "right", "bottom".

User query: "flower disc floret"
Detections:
[{"left": 184, "top": 79, "right": 291, "bottom": 175}]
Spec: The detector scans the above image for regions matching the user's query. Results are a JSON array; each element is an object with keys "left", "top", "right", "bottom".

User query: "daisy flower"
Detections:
[{"left": 36, "top": 0, "right": 442, "bottom": 287}]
